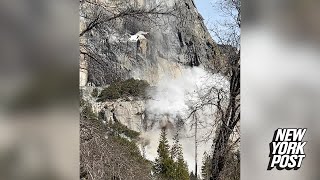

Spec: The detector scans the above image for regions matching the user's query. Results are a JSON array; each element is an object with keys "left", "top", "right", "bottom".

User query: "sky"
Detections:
[
  {"left": 194, "top": 0, "right": 220, "bottom": 25},
  {"left": 194, "top": 0, "right": 230, "bottom": 42}
]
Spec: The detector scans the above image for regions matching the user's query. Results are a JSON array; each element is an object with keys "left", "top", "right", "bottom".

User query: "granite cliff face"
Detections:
[
  {"left": 79, "top": 0, "right": 225, "bottom": 141},
  {"left": 80, "top": 86, "right": 173, "bottom": 133},
  {"left": 80, "top": 1, "right": 239, "bottom": 178},
  {"left": 81, "top": 87, "right": 148, "bottom": 132},
  {"left": 80, "top": 1, "right": 225, "bottom": 173},
  {"left": 80, "top": 0, "right": 221, "bottom": 86}
]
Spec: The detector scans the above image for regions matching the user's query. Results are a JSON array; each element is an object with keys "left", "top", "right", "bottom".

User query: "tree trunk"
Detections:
[
  {"left": 210, "top": 126, "right": 233, "bottom": 180},
  {"left": 210, "top": 53, "right": 240, "bottom": 180},
  {"left": 195, "top": 113, "right": 198, "bottom": 177}
]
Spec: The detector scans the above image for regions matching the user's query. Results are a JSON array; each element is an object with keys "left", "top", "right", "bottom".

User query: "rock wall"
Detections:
[
  {"left": 80, "top": 0, "right": 221, "bottom": 86},
  {"left": 81, "top": 87, "right": 177, "bottom": 133},
  {"left": 79, "top": 0, "right": 223, "bottom": 135},
  {"left": 81, "top": 87, "right": 148, "bottom": 132}
]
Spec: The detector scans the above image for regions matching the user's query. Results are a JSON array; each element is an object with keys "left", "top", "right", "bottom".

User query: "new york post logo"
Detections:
[{"left": 267, "top": 128, "right": 307, "bottom": 170}]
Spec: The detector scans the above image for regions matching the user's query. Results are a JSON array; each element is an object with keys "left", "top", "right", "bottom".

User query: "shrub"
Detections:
[
  {"left": 91, "top": 88, "right": 99, "bottom": 97},
  {"left": 80, "top": 118, "right": 152, "bottom": 180},
  {"left": 97, "top": 78, "right": 149, "bottom": 101},
  {"left": 81, "top": 104, "right": 97, "bottom": 120},
  {"left": 109, "top": 121, "right": 140, "bottom": 139}
]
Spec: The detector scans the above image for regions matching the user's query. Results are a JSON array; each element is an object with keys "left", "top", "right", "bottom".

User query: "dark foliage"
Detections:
[
  {"left": 97, "top": 78, "right": 150, "bottom": 101},
  {"left": 91, "top": 88, "right": 99, "bottom": 97}
]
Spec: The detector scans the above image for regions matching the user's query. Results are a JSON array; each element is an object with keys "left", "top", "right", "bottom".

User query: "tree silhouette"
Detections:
[
  {"left": 153, "top": 127, "right": 175, "bottom": 180},
  {"left": 171, "top": 133, "right": 189, "bottom": 180}
]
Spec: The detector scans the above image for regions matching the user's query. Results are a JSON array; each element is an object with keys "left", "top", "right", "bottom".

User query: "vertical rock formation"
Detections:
[
  {"left": 80, "top": 0, "right": 221, "bottom": 86},
  {"left": 79, "top": 1, "right": 228, "bottom": 176}
]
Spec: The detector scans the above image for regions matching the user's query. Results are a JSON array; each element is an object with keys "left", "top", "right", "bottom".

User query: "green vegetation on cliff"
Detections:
[{"left": 97, "top": 78, "right": 150, "bottom": 101}]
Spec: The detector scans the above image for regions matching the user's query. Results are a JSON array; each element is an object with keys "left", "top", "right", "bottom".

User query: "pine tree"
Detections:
[
  {"left": 153, "top": 127, "right": 175, "bottom": 180},
  {"left": 201, "top": 152, "right": 212, "bottom": 180},
  {"left": 171, "top": 133, "right": 189, "bottom": 180},
  {"left": 175, "top": 150, "right": 190, "bottom": 180},
  {"left": 171, "top": 133, "right": 180, "bottom": 161}
]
